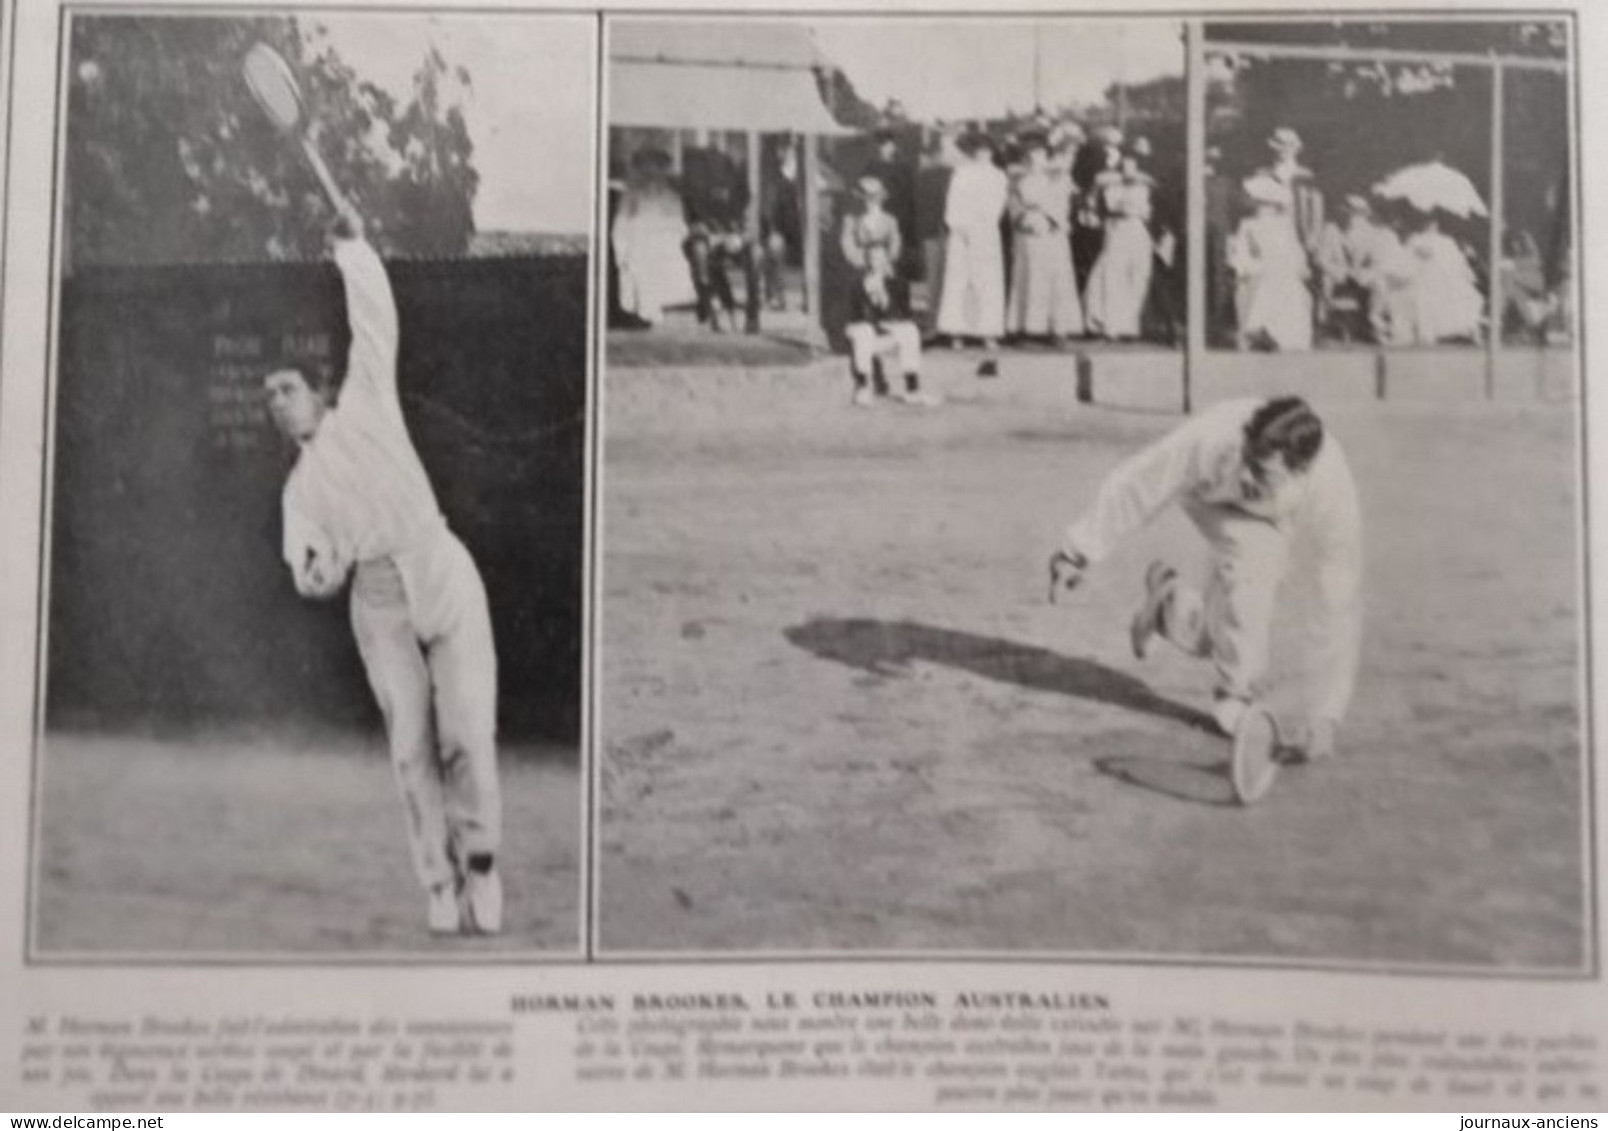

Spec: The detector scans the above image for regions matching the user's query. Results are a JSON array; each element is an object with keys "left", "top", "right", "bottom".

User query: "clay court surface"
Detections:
[
  {"left": 34, "top": 733, "right": 580, "bottom": 955},
  {"left": 598, "top": 351, "right": 1588, "bottom": 966}
]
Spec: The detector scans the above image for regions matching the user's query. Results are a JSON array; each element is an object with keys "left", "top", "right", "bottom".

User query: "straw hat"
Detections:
[
  {"left": 1052, "top": 119, "right": 1086, "bottom": 146},
  {"left": 1268, "top": 126, "right": 1303, "bottom": 155}
]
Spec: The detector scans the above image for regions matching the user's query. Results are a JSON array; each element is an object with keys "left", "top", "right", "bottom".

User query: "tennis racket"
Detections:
[
  {"left": 1230, "top": 704, "right": 1283, "bottom": 806},
  {"left": 242, "top": 42, "right": 347, "bottom": 215}
]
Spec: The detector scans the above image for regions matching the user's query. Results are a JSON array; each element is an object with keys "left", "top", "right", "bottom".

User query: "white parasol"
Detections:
[{"left": 1372, "top": 160, "right": 1489, "bottom": 219}]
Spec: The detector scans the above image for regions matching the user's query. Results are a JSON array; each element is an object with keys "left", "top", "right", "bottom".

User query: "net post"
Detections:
[{"left": 1184, "top": 20, "right": 1206, "bottom": 416}]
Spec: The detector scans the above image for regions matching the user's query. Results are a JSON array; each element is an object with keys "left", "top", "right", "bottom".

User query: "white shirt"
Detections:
[
  {"left": 1065, "top": 398, "right": 1364, "bottom": 722},
  {"left": 944, "top": 160, "right": 1008, "bottom": 237},
  {"left": 282, "top": 238, "right": 442, "bottom": 596},
  {"left": 1067, "top": 400, "right": 1312, "bottom": 560}
]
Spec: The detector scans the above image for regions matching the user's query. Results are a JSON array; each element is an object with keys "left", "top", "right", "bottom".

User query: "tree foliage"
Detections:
[
  {"left": 1202, "top": 24, "right": 1570, "bottom": 268},
  {"left": 68, "top": 16, "right": 479, "bottom": 266}
]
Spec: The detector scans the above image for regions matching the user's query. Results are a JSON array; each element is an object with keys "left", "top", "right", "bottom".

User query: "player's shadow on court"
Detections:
[
  {"left": 784, "top": 617, "right": 1217, "bottom": 733},
  {"left": 784, "top": 617, "right": 1234, "bottom": 806}
]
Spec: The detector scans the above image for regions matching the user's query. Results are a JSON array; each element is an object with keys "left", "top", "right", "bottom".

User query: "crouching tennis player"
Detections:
[{"left": 1049, "top": 396, "right": 1363, "bottom": 759}]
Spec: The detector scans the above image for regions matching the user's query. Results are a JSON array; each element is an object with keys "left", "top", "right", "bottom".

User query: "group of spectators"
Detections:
[
  {"left": 1212, "top": 127, "right": 1487, "bottom": 350},
  {"left": 611, "top": 143, "right": 785, "bottom": 334},
  {"left": 853, "top": 120, "right": 1172, "bottom": 351},
  {"left": 834, "top": 118, "right": 1176, "bottom": 403},
  {"left": 1214, "top": 128, "right": 1574, "bottom": 350},
  {"left": 610, "top": 120, "right": 1571, "bottom": 357}
]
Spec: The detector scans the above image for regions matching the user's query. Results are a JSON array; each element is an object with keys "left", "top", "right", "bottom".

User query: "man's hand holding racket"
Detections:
[{"left": 1048, "top": 549, "right": 1089, "bottom": 604}]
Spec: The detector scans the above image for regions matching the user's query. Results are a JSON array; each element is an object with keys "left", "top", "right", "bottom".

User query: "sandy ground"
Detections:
[
  {"left": 34, "top": 732, "right": 580, "bottom": 955},
  {"left": 598, "top": 354, "right": 1587, "bottom": 966}
]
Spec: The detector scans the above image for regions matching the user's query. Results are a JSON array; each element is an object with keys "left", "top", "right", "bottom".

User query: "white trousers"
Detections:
[
  {"left": 847, "top": 320, "right": 921, "bottom": 384},
  {"left": 1159, "top": 497, "right": 1290, "bottom": 707},
  {"left": 350, "top": 533, "right": 500, "bottom": 892}
]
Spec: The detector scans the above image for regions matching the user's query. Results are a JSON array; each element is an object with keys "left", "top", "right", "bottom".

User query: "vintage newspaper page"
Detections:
[{"left": 0, "top": 0, "right": 1604, "bottom": 1114}]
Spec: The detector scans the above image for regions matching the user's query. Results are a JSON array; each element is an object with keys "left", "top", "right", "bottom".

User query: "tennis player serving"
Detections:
[{"left": 248, "top": 43, "right": 504, "bottom": 934}]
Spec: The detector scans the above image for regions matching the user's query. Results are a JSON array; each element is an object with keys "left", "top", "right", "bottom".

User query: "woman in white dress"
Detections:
[
  {"left": 936, "top": 131, "right": 1009, "bottom": 348},
  {"left": 1405, "top": 215, "right": 1484, "bottom": 343},
  {"left": 1005, "top": 133, "right": 1082, "bottom": 341},
  {"left": 1228, "top": 173, "right": 1313, "bottom": 351},
  {"left": 611, "top": 149, "right": 695, "bottom": 326},
  {"left": 1370, "top": 217, "right": 1418, "bottom": 346},
  {"left": 1084, "top": 152, "right": 1154, "bottom": 341}
]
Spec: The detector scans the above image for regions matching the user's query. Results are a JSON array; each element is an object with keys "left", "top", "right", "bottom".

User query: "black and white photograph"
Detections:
[
  {"left": 597, "top": 16, "right": 1587, "bottom": 966},
  {"left": 32, "top": 10, "right": 593, "bottom": 955}
]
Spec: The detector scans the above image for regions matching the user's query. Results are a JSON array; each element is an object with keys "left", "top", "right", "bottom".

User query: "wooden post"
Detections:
[
  {"left": 1183, "top": 20, "right": 1206, "bottom": 415},
  {"left": 1487, "top": 60, "right": 1505, "bottom": 400},
  {"left": 1076, "top": 353, "right": 1093, "bottom": 404},
  {"left": 746, "top": 129, "right": 763, "bottom": 244},
  {"left": 802, "top": 133, "right": 821, "bottom": 322}
]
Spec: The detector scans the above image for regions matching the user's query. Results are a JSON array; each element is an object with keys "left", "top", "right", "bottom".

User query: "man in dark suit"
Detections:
[
  {"left": 682, "top": 144, "right": 762, "bottom": 333},
  {"left": 1071, "top": 125, "right": 1124, "bottom": 299}
]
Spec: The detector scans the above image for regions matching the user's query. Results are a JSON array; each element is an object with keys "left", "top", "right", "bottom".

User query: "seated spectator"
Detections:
[
  {"left": 761, "top": 141, "right": 802, "bottom": 312},
  {"left": 682, "top": 144, "right": 761, "bottom": 334},
  {"left": 1405, "top": 214, "right": 1483, "bottom": 344},
  {"left": 1371, "top": 216, "right": 1418, "bottom": 346},
  {"left": 842, "top": 176, "right": 938, "bottom": 407},
  {"left": 1500, "top": 229, "right": 1555, "bottom": 344},
  {"left": 1315, "top": 195, "right": 1391, "bottom": 343}
]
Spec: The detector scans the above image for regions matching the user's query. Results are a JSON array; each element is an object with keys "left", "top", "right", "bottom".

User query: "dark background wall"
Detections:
[{"left": 47, "top": 255, "right": 587, "bottom": 750}]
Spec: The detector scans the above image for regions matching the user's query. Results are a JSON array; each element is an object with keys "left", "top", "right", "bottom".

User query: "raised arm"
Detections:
[{"left": 332, "top": 233, "right": 400, "bottom": 404}]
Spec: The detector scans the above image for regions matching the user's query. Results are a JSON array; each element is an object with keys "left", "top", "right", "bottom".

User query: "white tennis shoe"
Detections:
[{"left": 427, "top": 882, "right": 461, "bottom": 935}]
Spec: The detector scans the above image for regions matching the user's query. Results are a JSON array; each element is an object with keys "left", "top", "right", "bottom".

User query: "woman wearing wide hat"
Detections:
[
  {"left": 1005, "top": 131, "right": 1083, "bottom": 342},
  {"left": 1229, "top": 172, "right": 1313, "bottom": 351},
  {"left": 936, "top": 130, "right": 1009, "bottom": 349},
  {"left": 1084, "top": 145, "right": 1156, "bottom": 341}
]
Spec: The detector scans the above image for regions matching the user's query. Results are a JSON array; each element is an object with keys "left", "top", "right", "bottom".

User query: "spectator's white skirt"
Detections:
[
  {"left": 614, "top": 215, "right": 696, "bottom": 324},
  {"left": 937, "top": 226, "right": 1006, "bottom": 339},
  {"left": 1411, "top": 241, "right": 1484, "bottom": 343},
  {"left": 1007, "top": 231, "right": 1083, "bottom": 336},
  {"left": 1085, "top": 216, "right": 1153, "bottom": 340}
]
